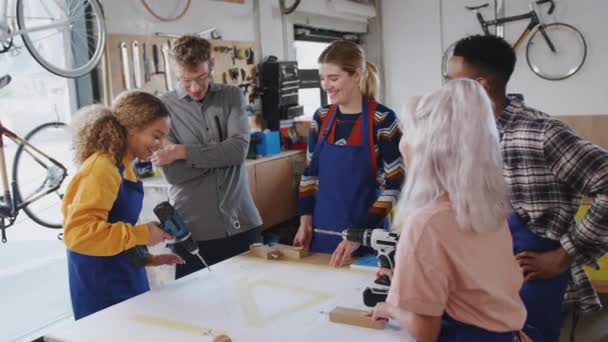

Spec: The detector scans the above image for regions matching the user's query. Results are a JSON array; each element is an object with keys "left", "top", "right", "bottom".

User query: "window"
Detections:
[
  {"left": 294, "top": 40, "right": 329, "bottom": 120},
  {"left": 0, "top": 4, "right": 77, "bottom": 341}
]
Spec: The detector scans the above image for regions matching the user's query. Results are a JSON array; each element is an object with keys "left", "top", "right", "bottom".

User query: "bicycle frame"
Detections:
[
  {"left": 0, "top": 121, "right": 66, "bottom": 218},
  {"left": 474, "top": 2, "right": 557, "bottom": 53}
]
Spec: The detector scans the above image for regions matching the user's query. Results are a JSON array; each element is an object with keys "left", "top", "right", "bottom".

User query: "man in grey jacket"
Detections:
[{"left": 151, "top": 35, "right": 262, "bottom": 278}]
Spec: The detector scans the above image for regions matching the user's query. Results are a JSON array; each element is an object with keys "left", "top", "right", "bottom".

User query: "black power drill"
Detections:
[
  {"left": 125, "top": 202, "right": 211, "bottom": 270},
  {"left": 153, "top": 201, "right": 211, "bottom": 271}
]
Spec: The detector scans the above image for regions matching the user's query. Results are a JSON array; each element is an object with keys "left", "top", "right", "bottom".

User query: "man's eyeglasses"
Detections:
[{"left": 178, "top": 73, "right": 210, "bottom": 87}]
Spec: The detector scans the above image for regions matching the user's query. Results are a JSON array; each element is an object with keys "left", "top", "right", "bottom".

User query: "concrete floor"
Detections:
[
  {"left": 0, "top": 228, "right": 72, "bottom": 342},
  {"left": 560, "top": 297, "right": 608, "bottom": 342}
]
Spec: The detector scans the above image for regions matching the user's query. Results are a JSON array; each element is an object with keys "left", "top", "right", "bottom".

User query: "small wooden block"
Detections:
[
  {"left": 329, "top": 306, "right": 385, "bottom": 330},
  {"left": 213, "top": 334, "right": 232, "bottom": 342},
  {"left": 270, "top": 243, "right": 310, "bottom": 260},
  {"left": 249, "top": 243, "right": 280, "bottom": 260}
]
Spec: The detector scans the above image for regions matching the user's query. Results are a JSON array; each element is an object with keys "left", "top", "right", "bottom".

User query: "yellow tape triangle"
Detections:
[{"left": 239, "top": 278, "right": 334, "bottom": 327}]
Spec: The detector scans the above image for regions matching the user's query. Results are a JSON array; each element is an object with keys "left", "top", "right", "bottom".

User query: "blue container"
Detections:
[{"left": 255, "top": 131, "right": 281, "bottom": 156}]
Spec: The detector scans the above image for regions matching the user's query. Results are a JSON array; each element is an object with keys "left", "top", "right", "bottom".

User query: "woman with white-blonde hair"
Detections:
[{"left": 370, "top": 79, "right": 532, "bottom": 341}]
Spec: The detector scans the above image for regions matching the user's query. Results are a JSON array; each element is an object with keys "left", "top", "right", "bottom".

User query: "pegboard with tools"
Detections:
[
  {"left": 212, "top": 41, "right": 257, "bottom": 108},
  {"left": 102, "top": 34, "right": 258, "bottom": 108}
]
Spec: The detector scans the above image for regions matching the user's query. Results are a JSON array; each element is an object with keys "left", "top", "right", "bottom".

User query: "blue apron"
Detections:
[
  {"left": 509, "top": 210, "right": 568, "bottom": 342},
  {"left": 439, "top": 314, "right": 522, "bottom": 341},
  {"left": 309, "top": 96, "right": 387, "bottom": 254},
  {"left": 67, "top": 164, "right": 150, "bottom": 320}
]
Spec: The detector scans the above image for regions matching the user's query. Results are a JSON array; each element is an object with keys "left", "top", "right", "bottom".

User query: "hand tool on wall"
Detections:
[
  {"left": 161, "top": 43, "right": 174, "bottom": 91},
  {"left": 231, "top": 46, "right": 237, "bottom": 65},
  {"left": 120, "top": 41, "right": 133, "bottom": 90},
  {"left": 152, "top": 44, "right": 163, "bottom": 74},
  {"left": 101, "top": 44, "right": 111, "bottom": 105},
  {"left": 246, "top": 47, "right": 255, "bottom": 65},
  {"left": 229, "top": 68, "right": 239, "bottom": 83},
  {"left": 153, "top": 201, "right": 211, "bottom": 271},
  {"left": 237, "top": 48, "right": 248, "bottom": 61},
  {"left": 314, "top": 228, "right": 399, "bottom": 307},
  {"left": 143, "top": 42, "right": 151, "bottom": 82},
  {"left": 132, "top": 41, "right": 143, "bottom": 88}
]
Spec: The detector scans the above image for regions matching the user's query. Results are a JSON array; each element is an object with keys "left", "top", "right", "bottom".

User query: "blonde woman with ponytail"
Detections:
[
  {"left": 294, "top": 40, "right": 405, "bottom": 266},
  {"left": 63, "top": 91, "right": 184, "bottom": 320}
]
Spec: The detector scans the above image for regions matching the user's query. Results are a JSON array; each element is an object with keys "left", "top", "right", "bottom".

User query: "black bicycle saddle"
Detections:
[{"left": 466, "top": 3, "right": 489, "bottom": 11}]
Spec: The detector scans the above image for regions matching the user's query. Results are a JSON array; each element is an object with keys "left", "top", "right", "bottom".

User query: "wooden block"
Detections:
[
  {"left": 249, "top": 243, "right": 280, "bottom": 260},
  {"left": 271, "top": 243, "right": 309, "bottom": 260},
  {"left": 213, "top": 334, "right": 232, "bottom": 342},
  {"left": 329, "top": 306, "right": 385, "bottom": 330}
]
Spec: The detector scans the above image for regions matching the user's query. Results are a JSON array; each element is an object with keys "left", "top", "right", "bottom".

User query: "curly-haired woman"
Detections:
[{"left": 62, "top": 91, "right": 184, "bottom": 320}]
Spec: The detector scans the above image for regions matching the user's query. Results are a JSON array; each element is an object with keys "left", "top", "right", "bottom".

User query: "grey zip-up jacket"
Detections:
[{"left": 160, "top": 82, "right": 262, "bottom": 241}]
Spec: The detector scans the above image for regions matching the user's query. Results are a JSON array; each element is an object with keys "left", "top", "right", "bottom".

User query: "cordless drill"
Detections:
[
  {"left": 314, "top": 228, "right": 399, "bottom": 307},
  {"left": 153, "top": 201, "right": 211, "bottom": 271}
]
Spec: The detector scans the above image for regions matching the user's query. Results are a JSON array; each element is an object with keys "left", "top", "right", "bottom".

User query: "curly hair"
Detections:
[
  {"left": 170, "top": 35, "right": 212, "bottom": 69},
  {"left": 72, "top": 91, "right": 170, "bottom": 165}
]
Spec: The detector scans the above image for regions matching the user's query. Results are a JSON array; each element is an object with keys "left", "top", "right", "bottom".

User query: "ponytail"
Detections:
[
  {"left": 72, "top": 105, "right": 127, "bottom": 165},
  {"left": 360, "top": 61, "right": 379, "bottom": 99}
]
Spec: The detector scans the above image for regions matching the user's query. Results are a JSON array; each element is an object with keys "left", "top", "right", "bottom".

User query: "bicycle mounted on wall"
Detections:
[
  {"left": 442, "top": 0, "right": 587, "bottom": 81},
  {"left": 0, "top": 0, "right": 106, "bottom": 78}
]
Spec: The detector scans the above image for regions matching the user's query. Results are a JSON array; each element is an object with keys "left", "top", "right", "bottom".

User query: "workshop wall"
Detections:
[
  {"left": 381, "top": 0, "right": 608, "bottom": 116},
  {"left": 101, "top": 0, "right": 373, "bottom": 62},
  {"left": 101, "top": 0, "right": 256, "bottom": 41}
]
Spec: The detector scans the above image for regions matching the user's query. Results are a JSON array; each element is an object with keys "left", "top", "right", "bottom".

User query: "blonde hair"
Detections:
[
  {"left": 318, "top": 40, "right": 379, "bottom": 99},
  {"left": 72, "top": 91, "right": 169, "bottom": 165},
  {"left": 395, "top": 79, "right": 509, "bottom": 234}
]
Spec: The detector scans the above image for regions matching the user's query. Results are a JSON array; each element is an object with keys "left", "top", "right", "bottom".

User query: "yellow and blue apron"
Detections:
[
  {"left": 67, "top": 164, "right": 149, "bottom": 320},
  {"left": 309, "top": 96, "right": 387, "bottom": 254},
  {"left": 509, "top": 210, "right": 567, "bottom": 342}
]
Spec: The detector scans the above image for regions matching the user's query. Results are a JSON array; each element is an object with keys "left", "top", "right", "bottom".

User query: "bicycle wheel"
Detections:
[
  {"left": 16, "top": 0, "right": 106, "bottom": 78},
  {"left": 12, "top": 122, "right": 75, "bottom": 229},
  {"left": 441, "top": 41, "right": 457, "bottom": 83},
  {"left": 526, "top": 23, "right": 587, "bottom": 81}
]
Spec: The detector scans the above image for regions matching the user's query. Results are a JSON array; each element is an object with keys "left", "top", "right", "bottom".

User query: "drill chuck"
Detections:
[{"left": 343, "top": 229, "right": 371, "bottom": 245}]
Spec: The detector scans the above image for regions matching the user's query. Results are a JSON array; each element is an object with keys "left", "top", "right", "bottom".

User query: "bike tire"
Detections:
[
  {"left": 12, "top": 122, "right": 71, "bottom": 229},
  {"left": 526, "top": 22, "right": 587, "bottom": 81},
  {"left": 441, "top": 41, "right": 457, "bottom": 82},
  {"left": 16, "top": 0, "right": 106, "bottom": 78}
]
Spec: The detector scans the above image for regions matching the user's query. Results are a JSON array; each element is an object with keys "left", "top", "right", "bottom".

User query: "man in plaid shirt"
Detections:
[{"left": 447, "top": 35, "right": 608, "bottom": 341}]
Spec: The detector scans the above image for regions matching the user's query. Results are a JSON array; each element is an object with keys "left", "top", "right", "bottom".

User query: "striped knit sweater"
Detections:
[{"left": 299, "top": 103, "right": 405, "bottom": 228}]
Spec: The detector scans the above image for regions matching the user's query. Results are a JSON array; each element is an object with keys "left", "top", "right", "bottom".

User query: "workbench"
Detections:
[{"left": 43, "top": 253, "right": 412, "bottom": 342}]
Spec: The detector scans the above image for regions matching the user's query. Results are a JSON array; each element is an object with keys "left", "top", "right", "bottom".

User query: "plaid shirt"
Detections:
[{"left": 499, "top": 96, "right": 608, "bottom": 312}]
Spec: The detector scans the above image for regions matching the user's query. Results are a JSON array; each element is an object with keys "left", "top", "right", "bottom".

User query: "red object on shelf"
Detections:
[{"left": 288, "top": 143, "right": 307, "bottom": 151}]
